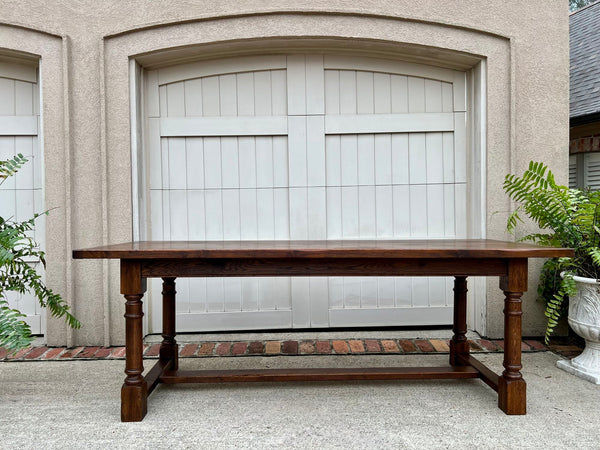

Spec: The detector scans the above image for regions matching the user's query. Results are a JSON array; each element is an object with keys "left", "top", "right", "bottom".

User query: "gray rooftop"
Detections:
[{"left": 570, "top": 1, "right": 600, "bottom": 119}]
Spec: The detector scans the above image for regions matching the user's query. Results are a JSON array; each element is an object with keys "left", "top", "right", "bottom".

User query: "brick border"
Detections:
[{"left": 0, "top": 338, "right": 558, "bottom": 361}]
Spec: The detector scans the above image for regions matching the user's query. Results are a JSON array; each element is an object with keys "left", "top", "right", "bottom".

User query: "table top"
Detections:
[{"left": 72, "top": 239, "right": 573, "bottom": 260}]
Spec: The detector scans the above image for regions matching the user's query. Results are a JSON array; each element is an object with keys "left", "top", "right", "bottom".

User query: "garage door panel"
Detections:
[
  {"left": 426, "top": 132, "right": 444, "bottom": 183},
  {"left": 171, "top": 189, "right": 189, "bottom": 240},
  {"left": 204, "top": 190, "right": 223, "bottom": 238},
  {"left": 357, "top": 135, "right": 375, "bottom": 185},
  {"left": 443, "top": 184, "right": 456, "bottom": 237},
  {"left": 0, "top": 78, "right": 15, "bottom": 114},
  {"left": 166, "top": 82, "right": 185, "bottom": 116},
  {"left": 273, "top": 188, "right": 290, "bottom": 239},
  {"left": 327, "top": 69, "right": 452, "bottom": 117},
  {"left": 324, "top": 55, "right": 457, "bottom": 83},
  {"left": 239, "top": 190, "right": 258, "bottom": 239},
  {"left": 340, "top": 135, "right": 358, "bottom": 186},
  {"left": 271, "top": 278, "right": 292, "bottom": 310},
  {"left": 219, "top": 74, "right": 238, "bottom": 116},
  {"left": 409, "top": 184, "right": 428, "bottom": 236},
  {"left": 162, "top": 70, "right": 290, "bottom": 119},
  {"left": 427, "top": 184, "right": 445, "bottom": 237},
  {"left": 253, "top": 71, "right": 272, "bottom": 115},
  {"left": 424, "top": 79, "right": 443, "bottom": 112},
  {"left": 454, "top": 112, "right": 467, "bottom": 182},
  {"left": 356, "top": 71, "right": 375, "bottom": 114},
  {"left": 271, "top": 70, "right": 288, "bottom": 116},
  {"left": 286, "top": 55, "right": 307, "bottom": 115},
  {"left": 442, "top": 82, "right": 454, "bottom": 113},
  {"left": 391, "top": 134, "right": 409, "bottom": 184},
  {"left": 392, "top": 185, "right": 410, "bottom": 236},
  {"left": 238, "top": 137, "right": 257, "bottom": 188},
  {"left": 220, "top": 137, "right": 239, "bottom": 188},
  {"left": 375, "top": 185, "right": 394, "bottom": 238},
  {"left": 455, "top": 183, "right": 468, "bottom": 238},
  {"left": 429, "top": 278, "right": 448, "bottom": 307},
  {"left": 358, "top": 185, "right": 376, "bottom": 236},
  {"left": 374, "top": 134, "right": 392, "bottom": 185},
  {"left": 272, "top": 136, "right": 288, "bottom": 187},
  {"left": 306, "top": 115, "right": 326, "bottom": 186},
  {"left": 161, "top": 116, "right": 288, "bottom": 136},
  {"left": 408, "top": 133, "right": 427, "bottom": 183},
  {"left": 411, "top": 278, "right": 429, "bottom": 307},
  {"left": 223, "top": 277, "right": 242, "bottom": 312},
  {"left": 307, "top": 187, "right": 327, "bottom": 239},
  {"left": 203, "top": 137, "right": 222, "bottom": 188},
  {"left": 395, "top": 277, "right": 412, "bottom": 307},
  {"left": 183, "top": 78, "right": 203, "bottom": 116},
  {"left": 206, "top": 278, "right": 225, "bottom": 312},
  {"left": 189, "top": 278, "right": 207, "bottom": 313},
  {"left": 167, "top": 137, "right": 186, "bottom": 189},
  {"left": 175, "top": 278, "right": 190, "bottom": 314},
  {"left": 289, "top": 187, "right": 308, "bottom": 240},
  {"left": 443, "top": 131, "right": 455, "bottom": 183},
  {"left": 360, "top": 278, "right": 378, "bottom": 308},
  {"left": 325, "top": 112, "right": 454, "bottom": 134},
  {"left": 373, "top": 73, "right": 392, "bottom": 113},
  {"left": 288, "top": 116, "right": 307, "bottom": 187},
  {"left": 187, "top": 190, "right": 205, "bottom": 239},
  {"left": 146, "top": 54, "right": 467, "bottom": 332},
  {"left": 391, "top": 75, "right": 409, "bottom": 114},
  {"left": 236, "top": 73, "right": 256, "bottom": 115},
  {"left": 241, "top": 278, "right": 259, "bottom": 311},
  {"left": 151, "top": 142, "right": 295, "bottom": 321},
  {"left": 200, "top": 77, "right": 220, "bottom": 116},
  {"left": 158, "top": 55, "right": 287, "bottom": 86},
  {"left": 256, "top": 189, "right": 275, "bottom": 238},
  {"left": 0, "top": 64, "right": 42, "bottom": 334},
  {"left": 162, "top": 69, "right": 290, "bottom": 118},
  {"left": 15, "top": 81, "right": 34, "bottom": 115},
  {"left": 255, "top": 136, "right": 274, "bottom": 188},
  {"left": 325, "top": 135, "right": 341, "bottom": 186},
  {"left": 14, "top": 137, "right": 34, "bottom": 188},
  {"left": 408, "top": 76, "right": 426, "bottom": 113},
  {"left": 341, "top": 186, "right": 359, "bottom": 237},
  {"left": 221, "top": 189, "right": 241, "bottom": 239}
]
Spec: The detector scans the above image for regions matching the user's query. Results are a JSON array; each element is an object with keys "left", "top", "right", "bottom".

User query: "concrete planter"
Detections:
[{"left": 557, "top": 275, "right": 600, "bottom": 384}]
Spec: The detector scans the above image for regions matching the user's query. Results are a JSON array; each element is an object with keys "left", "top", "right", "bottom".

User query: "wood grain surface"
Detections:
[{"left": 73, "top": 239, "right": 573, "bottom": 260}]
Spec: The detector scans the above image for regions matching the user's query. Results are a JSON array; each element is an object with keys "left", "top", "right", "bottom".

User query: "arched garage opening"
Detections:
[{"left": 129, "top": 42, "right": 486, "bottom": 334}]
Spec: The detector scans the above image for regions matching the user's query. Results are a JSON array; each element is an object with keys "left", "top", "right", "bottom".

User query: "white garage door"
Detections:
[
  {"left": 0, "top": 60, "right": 43, "bottom": 334},
  {"left": 144, "top": 54, "right": 467, "bottom": 332}
]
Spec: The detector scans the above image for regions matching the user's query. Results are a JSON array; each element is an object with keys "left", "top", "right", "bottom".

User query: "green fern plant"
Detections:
[
  {"left": 504, "top": 161, "right": 600, "bottom": 343},
  {"left": 0, "top": 154, "right": 80, "bottom": 351}
]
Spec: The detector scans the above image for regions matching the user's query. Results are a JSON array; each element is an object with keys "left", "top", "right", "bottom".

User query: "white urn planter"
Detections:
[{"left": 557, "top": 275, "right": 600, "bottom": 384}]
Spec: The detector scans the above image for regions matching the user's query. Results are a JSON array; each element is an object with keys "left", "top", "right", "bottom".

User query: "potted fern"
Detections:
[
  {"left": 1, "top": 153, "right": 80, "bottom": 352},
  {"left": 504, "top": 161, "right": 600, "bottom": 383}
]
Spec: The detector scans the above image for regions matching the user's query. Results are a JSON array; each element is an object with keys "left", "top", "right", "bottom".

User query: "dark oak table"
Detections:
[{"left": 73, "top": 239, "right": 572, "bottom": 422}]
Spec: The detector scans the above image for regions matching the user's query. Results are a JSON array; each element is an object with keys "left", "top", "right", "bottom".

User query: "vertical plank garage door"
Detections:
[
  {"left": 0, "top": 60, "right": 43, "bottom": 334},
  {"left": 144, "top": 54, "right": 467, "bottom": 332}
]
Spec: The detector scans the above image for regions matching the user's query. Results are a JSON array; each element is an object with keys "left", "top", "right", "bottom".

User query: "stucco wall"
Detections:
[{"left": 0, "top": 1, "right": 569, "bottom": 345}]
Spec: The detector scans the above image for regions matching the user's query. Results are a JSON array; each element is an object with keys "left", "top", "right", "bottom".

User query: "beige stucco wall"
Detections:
[{"left": 0, "top": 1, "right": 569, "bottom": 345}]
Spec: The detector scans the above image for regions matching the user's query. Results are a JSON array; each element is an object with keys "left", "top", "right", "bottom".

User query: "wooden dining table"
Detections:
[{"left": 73, "top": 239, "right": 573, "bottom": 422}]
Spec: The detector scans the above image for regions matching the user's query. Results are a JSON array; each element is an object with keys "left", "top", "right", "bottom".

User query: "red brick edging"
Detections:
[{"left": 0, "top": 338, "right": 549, "bottom": 361}]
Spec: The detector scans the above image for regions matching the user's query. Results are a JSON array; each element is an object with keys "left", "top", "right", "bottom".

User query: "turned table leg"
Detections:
[
  {"left": 120, "top": 260, "right": 148, "bottom": 422},
  {"left": 450, "top": 276, "right": 469, "bottom": 366},
  {"left": 160, "top": 277, "right": 178, "bottom": 370},
  {"left": 498, "top": 259, "right": 528, "bottom": 415}
]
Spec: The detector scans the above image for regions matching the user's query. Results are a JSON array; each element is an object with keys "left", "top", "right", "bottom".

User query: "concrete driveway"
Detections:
[{"left": 0, "top": 351, "right": 598, "bottom": 449}]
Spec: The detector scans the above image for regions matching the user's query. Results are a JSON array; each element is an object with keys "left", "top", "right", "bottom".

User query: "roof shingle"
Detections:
[{"left": 570, "top": 2, "right": 600, "bottom": 118}]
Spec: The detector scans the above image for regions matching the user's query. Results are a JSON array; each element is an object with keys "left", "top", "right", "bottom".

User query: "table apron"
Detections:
[{"left": 137, "top": 257, "right": 510, "bottom": 278}]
